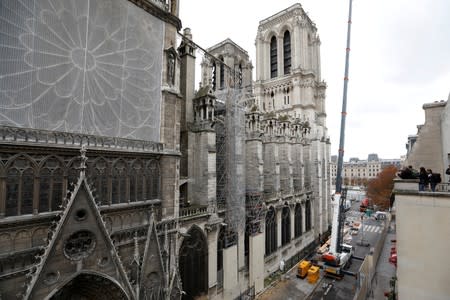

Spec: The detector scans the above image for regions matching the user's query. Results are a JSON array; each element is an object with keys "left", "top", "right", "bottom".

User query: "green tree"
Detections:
[{"left": 367, "top": 165, "right": 397, "bottom": 210}]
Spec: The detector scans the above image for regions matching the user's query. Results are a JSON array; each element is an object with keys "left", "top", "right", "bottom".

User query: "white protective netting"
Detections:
[{"left": 0, "top": 0, "right": 163, "bottom": 142}]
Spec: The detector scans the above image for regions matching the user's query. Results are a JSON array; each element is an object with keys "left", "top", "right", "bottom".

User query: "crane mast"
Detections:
[{"left": 328, "top": 0, "right": 353, "bottom": 266}]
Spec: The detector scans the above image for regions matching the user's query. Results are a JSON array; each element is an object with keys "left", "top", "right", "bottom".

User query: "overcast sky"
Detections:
[{"left": 179, "top": 0, "right": 450, "bottom": 160}]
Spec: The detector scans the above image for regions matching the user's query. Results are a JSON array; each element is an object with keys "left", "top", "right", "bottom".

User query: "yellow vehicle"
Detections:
[
  {"left": 296, "top": 260, "right": 312, "bottom": 279},
  {"left": 307, "top": 265, "right": 320, "bottom": 284}
]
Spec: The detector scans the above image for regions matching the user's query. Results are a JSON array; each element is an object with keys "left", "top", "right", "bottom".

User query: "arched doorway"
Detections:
[
  {"left": 179, "top": 226, "right": 208, "bottom": 300},
  {"left": 50, "top": 273, "right": 128, "bottom": 300}
]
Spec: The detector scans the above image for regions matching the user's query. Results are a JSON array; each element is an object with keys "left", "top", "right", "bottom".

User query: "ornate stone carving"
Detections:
[{"left": 63, "top": 231, "right": 96, "bottom": 261}]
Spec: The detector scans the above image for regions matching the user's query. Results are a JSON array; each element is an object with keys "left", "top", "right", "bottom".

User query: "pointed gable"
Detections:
[
  {"left": 25, "top": 174, "right": 135, "bottom": 299},
  {"left": 139, "top": 214, "right": 166, "bottom": 298}
]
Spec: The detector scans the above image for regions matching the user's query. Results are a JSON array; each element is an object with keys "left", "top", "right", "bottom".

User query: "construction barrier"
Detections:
[
  {"left": 297, "top": 260, "right": 312, "bottom": 279},
  {"left": 307, "top": 265, "right": 320, "bottom": 284}
]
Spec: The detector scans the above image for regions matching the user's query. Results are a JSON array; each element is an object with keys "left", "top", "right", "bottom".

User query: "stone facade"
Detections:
[
  {"left": 0, "top": 0, "right": 183, "bottom": 299},
  {"left": 0, "top": 2, "right": 332, "bottom": 300},
  {"left": 180, "top": 3, "right": 331, "bottom": 299},
  {"left": 393, "top": 179, "right": 450, "bottom": 299},
  {"left": 405, "top": 100, "right": 447, "bottom": 176}
]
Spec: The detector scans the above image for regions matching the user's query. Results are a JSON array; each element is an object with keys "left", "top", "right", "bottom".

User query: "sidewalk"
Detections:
[{"left": 368, "top": 219, "right": 396, "bottom": 299}]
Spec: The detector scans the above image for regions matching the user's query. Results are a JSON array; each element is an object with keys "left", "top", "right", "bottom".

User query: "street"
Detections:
[{"left": 257, "top": 199, "right": 387, "bottom": 300}]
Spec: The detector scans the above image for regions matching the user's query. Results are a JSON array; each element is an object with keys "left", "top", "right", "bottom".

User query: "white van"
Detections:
[{"left": 373, "top": 211, "right": 387, "bottom": 220}]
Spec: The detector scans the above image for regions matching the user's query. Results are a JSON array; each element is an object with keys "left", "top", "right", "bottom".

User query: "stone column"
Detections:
[
  {"left": 293, "top": 18, "right": 301, "bottom": 70},
  {"left": 207, "top": 229, "right": 219, "bottom": 289},
  {"left": 276, "top": 207, "right": 282, "bottom": 248},
  {"left": 277, "top": 35, "right": 283, "bottom": 77},
  {"left": 290, "top": 205, "right": 295, "bottom": 240},
  {"left": 249, "top": 233, "right": 265, "bottom": 294},
  {"left": 223, "top": 245, "right": 239, "bottom": 299}
]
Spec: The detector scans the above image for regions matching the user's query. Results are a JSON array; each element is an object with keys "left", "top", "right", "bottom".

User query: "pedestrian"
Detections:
[
  {"left": 446, "top": 164, "right": 450, "bottom": 182},
  {"left": 397, "top": 165, "right": 417, "bottom": 179},
  {"left": 418, "top": 167, "right": 428, "bottom": 191},
  {"left": 427, "top": 169, "right": 438, "bottom": 192}
]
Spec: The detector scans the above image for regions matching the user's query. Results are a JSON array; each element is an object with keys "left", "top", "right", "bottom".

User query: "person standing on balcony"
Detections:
[
  {"left": 418, "top": 167, "right": 429, "bottom": 191},
  {"left": 427, "top": 169, "right": 438, "bottom": 192}
]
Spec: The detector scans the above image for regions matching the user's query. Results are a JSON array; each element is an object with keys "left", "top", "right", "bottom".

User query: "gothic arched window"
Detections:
[
  {"left": 5, "top": 157, "right": 35, "bottom": 217},
  {"left": 88, "top": 158, "right": 109, "bottom": 205},
  {"left": 146, "top": 160, "right": 160, "bottom": 200},
  {"left": 219, "top": 56, "right": 225, "bottom": 89},
  {"left": 6, "top": 169, "right": 19, "bottom": 216},
  {"left": 305, "top": 200, "right": 312, "bottom": 231},
  {"left": 130, "top": 160, "right": 144, "bottom": 202},
  {"left": 294, "top": 203, "right": 303, "bottom": 238},
  {"left": 281, "top": 205, "right": 291, "bottom": 246},
  {"left": 112, "top": 160, "right": 127, "bottom": 204},
  {"left": 265, "top": 207, "right": 277, "bottom": 255},
  {"left": 217, "top": 226, "right": 225, "bottom": 288},
  {"left": 270, "top": 36, "right": 277, "bottom": 78},
  {"left": 283, "top": 31, "right": 291, "bottom": 75},
  {"left": 39, "top": 158, "right": 64, "bottom": 212}
]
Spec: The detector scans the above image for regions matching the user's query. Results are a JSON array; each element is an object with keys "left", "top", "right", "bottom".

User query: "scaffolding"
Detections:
[{"left": 177, "top": 31, "right": 265, "bottom": 245}]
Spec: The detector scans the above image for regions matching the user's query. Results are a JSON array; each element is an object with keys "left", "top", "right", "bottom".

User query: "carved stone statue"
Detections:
[{"left": 168, "top": 52, "right": 175, "bottom": 85}]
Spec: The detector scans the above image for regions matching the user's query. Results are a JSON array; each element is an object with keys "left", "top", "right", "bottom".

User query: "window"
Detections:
[
  {"left": 270, "top": 36, "right": 277, "bottom": 78},
  {"left": 265, "top": 207, "right": 277, "bottom": 255},
  {"left": 88, "top": 159, "right": 108, "bottom": 205},
  {"left": 305, "top": 200, "right": 312, "bottom": 231},
  {"left": 219, "top": 56, "right": 224, "bottom": 89},
  {"left": 294, "top": 204, "right": 302, "bottom": 237},
  {"left": 130, "top": 161, "right": 144, "bottom": 202},
  {"left": 146, "top": 160, "right": 160, "bottom": 199},
  {"left": 112, "top": 160, "right": 127, "bottom": 204},
  {"left": 6, "top": 169, "right": 19, "bottom": 216},
  {"left": 217, "top": 227, "right": 225, "bottom": 288},
  {"left": 281, "top": 205, "right": 291, "bottom": 245},
  {"left": 283, "top": 31, "right": 291, "bottom": 75},
  {"left": 5, "top": 157, "right": 35, "bottom": 217}
]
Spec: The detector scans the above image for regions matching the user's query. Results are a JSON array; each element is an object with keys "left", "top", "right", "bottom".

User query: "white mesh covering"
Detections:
[{"left": 0, "top": 0, "right": 164, "bottom": 142}]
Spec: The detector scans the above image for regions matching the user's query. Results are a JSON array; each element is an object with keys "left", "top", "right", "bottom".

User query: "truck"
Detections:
[
  {"left": 320, "top": 191, "right": 354, "bottom": 279},
  {"left": 320, "top": 0, "right": 356, "bottom": 280}
]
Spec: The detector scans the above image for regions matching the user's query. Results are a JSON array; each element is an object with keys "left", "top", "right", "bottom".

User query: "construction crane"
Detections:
[{"left": 321, "top": 0, "right": 355, "bottom": 279}]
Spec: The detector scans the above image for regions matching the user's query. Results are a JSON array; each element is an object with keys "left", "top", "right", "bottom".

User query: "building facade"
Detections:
[
  {"left": 330, "top": 155, "right": 402, "bottom": 186},
  {"left": 0, "top": 2, "right": 331, "bottom": 300},
  {"left": 393, "top": 179, "right": 450, "bottom": 299},
  {"left": 393, "top": 94, "right": 450, "bottom": 299},
  {"left": 404, "top": 99, "right": 449, "bottom": 177},
  {"left": 0, "top": 0, "right": 183, "bottom": 299}
]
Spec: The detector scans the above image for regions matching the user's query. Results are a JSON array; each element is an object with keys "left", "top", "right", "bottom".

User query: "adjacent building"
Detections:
[
  {"left": 394, "top": 94, "right": 450, "bottom": 299},
  {"left": 393, "top": 179, "right": 450, "bottom": 299},
  {"left": 330, "top": 154, "right": 402, "bottom": 186},
  {"left": 404, "top": 99, "right": 449, "bottom": 177}
]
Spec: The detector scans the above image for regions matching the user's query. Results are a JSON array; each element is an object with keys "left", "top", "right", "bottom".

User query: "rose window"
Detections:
[{"left": 64, "top": 231, "right": 96, "bottom": 260}]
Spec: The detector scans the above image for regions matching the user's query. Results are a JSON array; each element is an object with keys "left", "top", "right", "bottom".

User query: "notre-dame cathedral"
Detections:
[{"left": 0, "top": 1, "right": 331, "bottom": 299}]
